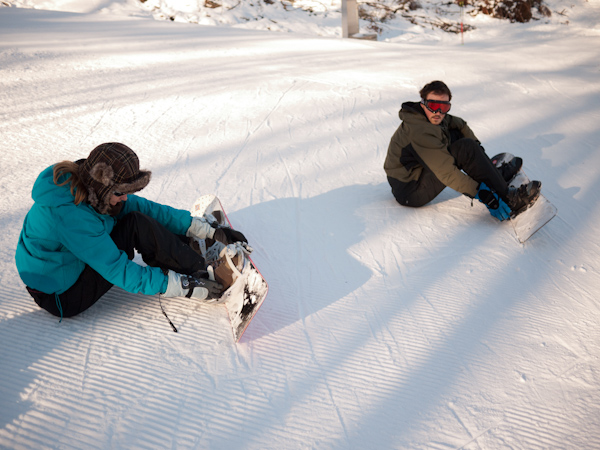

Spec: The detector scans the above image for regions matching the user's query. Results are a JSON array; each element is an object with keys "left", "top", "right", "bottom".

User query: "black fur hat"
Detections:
[{"left": 79, "top": 143, "right": 151, "bottom": 214}]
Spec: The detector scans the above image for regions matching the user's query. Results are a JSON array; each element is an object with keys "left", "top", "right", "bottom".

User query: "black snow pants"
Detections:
[
  {"left": 27, "top": 211, "right": 205, "bottom": 318},
  {"left": 388, "top": 137, "right": 507, "bottom": 207}
]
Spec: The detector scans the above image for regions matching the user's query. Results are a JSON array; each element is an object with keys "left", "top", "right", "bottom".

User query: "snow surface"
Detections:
[{"left": 1, "top": 1, "right": 600, "bottom": 449}]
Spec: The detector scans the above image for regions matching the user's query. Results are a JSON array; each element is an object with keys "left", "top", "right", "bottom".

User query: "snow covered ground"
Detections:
[{"left": 1, "top": 0, "right": 600, "bottom": 448}]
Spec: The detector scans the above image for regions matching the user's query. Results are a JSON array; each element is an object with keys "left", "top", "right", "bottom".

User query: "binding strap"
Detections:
[{"left": 223, "top": 242, "right": 251, "bottom": 279}]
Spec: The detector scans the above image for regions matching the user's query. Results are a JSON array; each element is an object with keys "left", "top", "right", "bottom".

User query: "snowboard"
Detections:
[
  {"left": 492, "top": 153, "right": 557, "bottom": 243},
  {"left": 190, "top": 195, "right": 268, "bottom": 342}
]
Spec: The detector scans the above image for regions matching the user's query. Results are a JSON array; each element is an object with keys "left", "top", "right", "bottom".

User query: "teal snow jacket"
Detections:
[{"left": 16, "top": 165, "right": 193, "bottom": 296}]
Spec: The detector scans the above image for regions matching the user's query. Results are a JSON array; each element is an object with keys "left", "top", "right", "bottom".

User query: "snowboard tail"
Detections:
[
  {"left": 191, "top": 195, "right": 268, "bottom": 342},
  {"left": 492, "top": 153, "right": 557, "bottom": 243}
]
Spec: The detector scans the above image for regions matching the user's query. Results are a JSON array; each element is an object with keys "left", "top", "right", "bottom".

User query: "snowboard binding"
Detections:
[
  {"left": 189, "top": 194, "right": 269, "bottom": 341},
  {"left": 491, "top": 153, "right": 556, "bottom": 243}
]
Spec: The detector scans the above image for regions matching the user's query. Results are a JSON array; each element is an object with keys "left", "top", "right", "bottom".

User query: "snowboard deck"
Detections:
[
  {"left": 492, "top": 153, "right": 557, "bottom": 243},
  {"left": 191, "top": 195, "right": 268, "bottom": 342}
]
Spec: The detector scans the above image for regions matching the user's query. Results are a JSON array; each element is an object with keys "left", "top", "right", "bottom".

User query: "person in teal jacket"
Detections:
[{"left": 16, "top": 142, "right": 242, "bottom": 319}]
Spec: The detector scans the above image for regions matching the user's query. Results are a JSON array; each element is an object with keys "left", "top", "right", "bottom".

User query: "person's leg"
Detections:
[
  {"left": 28, "top": 211, "right": 206, "bottom": 318},
  {"left": 449, "top": 138, "right": 541, "bottom": 212},
  {"left": 111, "top": 211, "right": 205, "bottom": 275},
  {"left": 388, "top": 168, "right": 446, "bottom": 207},
  {"left": 28, "top": 264, "right": 114, "bottom": 318},
  {"left": 448, "top": 138, "right": 508, "bottom": 197}
]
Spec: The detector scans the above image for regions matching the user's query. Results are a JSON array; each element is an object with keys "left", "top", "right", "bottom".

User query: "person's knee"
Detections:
[
  {"left": 121, "top": 210, "right": 145, "bottom": 224},
  {"left": 111, "top": 212, "right": 150, "bottom": 258},
  {"left": 120, "top": 211, "right": 158, "bottom": 234},
  {"left": 449, "top": 138, "right": 484, "bottom": 164},
  {"left": 453, "top": 137, "right": 478, "bottom": 151}
]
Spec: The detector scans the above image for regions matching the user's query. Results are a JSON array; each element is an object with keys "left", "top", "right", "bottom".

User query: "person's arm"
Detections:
[
  {"left": 120, "top": 195, "right": 215, "bottom": 240},
  {"left": 56, "top": 207, "right": 168, "bottom": 295},
  {"left": 451, "top": 115, "right": 478, "bottom": 142},
  {"left": 411, "top": 127, "right": 479, "bottom": 197},
  {"left": 120, "top": 194, "right": 192, "bottom": 235}
]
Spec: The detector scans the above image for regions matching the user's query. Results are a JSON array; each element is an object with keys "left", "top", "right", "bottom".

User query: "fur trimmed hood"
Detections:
[{"left": 79, "top": 143, "right": 151, "bottom": 214}]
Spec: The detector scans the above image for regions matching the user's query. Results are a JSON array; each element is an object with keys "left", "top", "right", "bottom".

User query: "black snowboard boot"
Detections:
[
  {"left": 498, "top": 156, "right": 523, "bottom": 182},
  {"left": 506, "top": 180, "right": 542, "bottom": 216}
]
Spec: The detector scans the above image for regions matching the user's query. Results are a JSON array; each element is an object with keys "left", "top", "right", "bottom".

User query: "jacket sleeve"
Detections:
[
  {"left": 120, "top": 195, "right": 193, "bottom": 236},
  {"left": 55, "top": 205, "right": 168, "bottom": 295},
  {"left": 411, "top": 125, "right": 479, "bottom": 197},
  {"left": 450, "top": 115, "right": 479, "bottom": 142}
]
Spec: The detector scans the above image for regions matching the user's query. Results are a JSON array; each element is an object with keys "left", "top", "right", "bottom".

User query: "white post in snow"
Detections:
[
  {"left": 342, "top": 0, "right": 377, "bottom": 40},
  {"left": 342, "top": 0, "right": 359, "bottom": 38}
]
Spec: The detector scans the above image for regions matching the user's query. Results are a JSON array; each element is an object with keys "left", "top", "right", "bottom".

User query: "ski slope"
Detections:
[{"left": 1, "top": 2, "right": 600, "bottom": 449}]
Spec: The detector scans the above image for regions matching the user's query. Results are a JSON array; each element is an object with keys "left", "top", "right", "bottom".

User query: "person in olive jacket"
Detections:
[
  {"left": 16, "top": 143, "right": 244, "bottom": 320},
  {"left": 384, "top": 80, "right": 540, "bottom": 220}
]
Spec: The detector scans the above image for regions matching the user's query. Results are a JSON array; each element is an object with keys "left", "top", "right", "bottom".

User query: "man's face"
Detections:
[{"left": 421, "top": 92, "right": 450, "bottom": 125}]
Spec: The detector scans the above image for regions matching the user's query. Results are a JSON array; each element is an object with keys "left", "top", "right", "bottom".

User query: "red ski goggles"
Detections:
[{"left": 421, "top": 99, "right": 451, "bottom": 114}]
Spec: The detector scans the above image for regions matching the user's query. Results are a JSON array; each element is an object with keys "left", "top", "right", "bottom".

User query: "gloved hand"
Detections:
[
  {"left": 163, "top": 270, "right": 224, "bottom": 300},
  {"left": 475, "top": 182, "right": 511, "bottom": 221},
  {"left": 213, "top": 227, "right": 248, "bottom": 245},
  {"left": 186, "top": 217, "right": 215, "bottom": 240}
]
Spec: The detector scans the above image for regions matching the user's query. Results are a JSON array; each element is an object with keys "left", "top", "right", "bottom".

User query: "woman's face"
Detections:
[{"left": 109, "top": 193, "right": 128, "bottom": 206}]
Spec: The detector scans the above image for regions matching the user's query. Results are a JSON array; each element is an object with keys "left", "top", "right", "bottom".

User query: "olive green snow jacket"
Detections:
[{"left": 384, "top": 101, "right": 480, "bottom": 198}]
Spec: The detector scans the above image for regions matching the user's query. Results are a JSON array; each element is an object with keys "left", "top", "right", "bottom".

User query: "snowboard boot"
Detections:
[
  {"left": 187, "top": 211, "right": 227, "bottom": 259},
  {"left": 212, "top": 242, "right": 250, "bottom": 290},
  {"left": 506, "top": 180, "right": 542, "bottom": 216},
  {"left": 497, "top": 156, "right": 523, "bottom": 182},
  {"left": 189, "top": 237, "right": 206, "bottom": 258}
]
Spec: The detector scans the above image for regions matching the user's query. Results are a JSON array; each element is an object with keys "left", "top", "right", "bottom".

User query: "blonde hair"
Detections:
[{"left": 53, "top": 161, "right": 88, "bottom": 205}]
